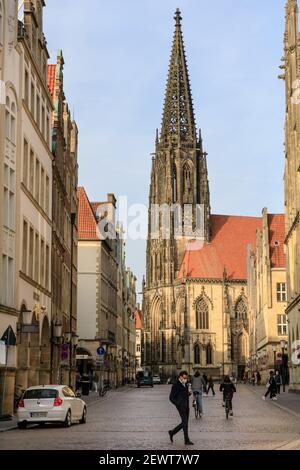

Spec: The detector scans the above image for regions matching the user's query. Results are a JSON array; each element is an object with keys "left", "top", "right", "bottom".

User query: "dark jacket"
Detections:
[
  {"left": 169, "top": 379, "right": 190, "bottom": 409},
  {"left": 220, "top": 381, "right": 236, "bottom": 397},
  {"left": 268, "top": 376, "right": 277, "bottom": 389}
]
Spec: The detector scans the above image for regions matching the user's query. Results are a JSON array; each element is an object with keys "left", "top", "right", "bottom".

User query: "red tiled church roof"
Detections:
[
  {"left": 268, "top": 214, "right": 285, "bottom": 269},
  {"left": 47, "top": 64, "right": 56, "bottom": 100},
  {"left": 178, "top": 214, "right": 262, "bottom": 280},
  {"left": 77, "top": 187, "right": 99, "bottom": 240},
  {"left": 178, "top": 213, "right": 285, "bottom": 281}
]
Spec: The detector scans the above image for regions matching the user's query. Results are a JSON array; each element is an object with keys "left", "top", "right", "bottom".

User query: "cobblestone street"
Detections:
[{"left": 1, "top": 385, "right": 300, "bottom": 450}]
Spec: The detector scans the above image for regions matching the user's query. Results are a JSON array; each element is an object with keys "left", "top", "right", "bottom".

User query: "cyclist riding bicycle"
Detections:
[
  {"left": 191, "top": 370, "right": 206, "bottom": 417},
  {"left": 220, "top": 375, "right": 236, "bottom": 416}
]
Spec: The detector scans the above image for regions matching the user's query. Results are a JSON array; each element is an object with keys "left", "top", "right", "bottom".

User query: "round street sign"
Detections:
[{"left": 97, "top": 346, "right": 105, "bottom": 356}]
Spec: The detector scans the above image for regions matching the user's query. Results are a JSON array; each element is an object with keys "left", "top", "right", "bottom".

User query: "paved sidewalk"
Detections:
[
  {"left": 0, "top": 384, "right": 135, "bottom": 432},
  {"left": 247, "top": 384, "right": 300, "bottom": 418},
  {"left": 0, "top": 416, "right": 17, "bottom": 433}
]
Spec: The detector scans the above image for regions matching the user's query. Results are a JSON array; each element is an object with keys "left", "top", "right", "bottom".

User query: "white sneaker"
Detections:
[
  {"left": 272, "top": 397, "right": 277, "bottom": 401},
  {"left": 262, "top": 396, "right": 266, "bottom": 400}
]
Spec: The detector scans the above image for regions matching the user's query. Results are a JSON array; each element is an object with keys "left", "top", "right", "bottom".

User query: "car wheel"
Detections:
[
  {"left": 17, "top": 422, "right": 27, "bottom": 430},
  {"left": 64, "top": 410, "right": 72, "bottom": 428},
  {"left": 79, "top": 407, "right": 87, "bottom": 424}
]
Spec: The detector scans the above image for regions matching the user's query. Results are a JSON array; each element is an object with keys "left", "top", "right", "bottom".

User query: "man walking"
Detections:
[
  {"left": 168, "top": 371, "right": 194, "bottom": 445},
  {"left": 191, "top": 370, "right": 206, "bottom": 417}
]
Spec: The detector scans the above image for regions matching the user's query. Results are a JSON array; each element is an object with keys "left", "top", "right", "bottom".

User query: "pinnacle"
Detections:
[{"left": 159, "top": 9, "right": 196, "bottom": 143}]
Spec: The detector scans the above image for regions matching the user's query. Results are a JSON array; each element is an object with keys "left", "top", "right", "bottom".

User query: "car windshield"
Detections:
[{"left": 23, "top": 389, "right": 58, "bottom": 399}]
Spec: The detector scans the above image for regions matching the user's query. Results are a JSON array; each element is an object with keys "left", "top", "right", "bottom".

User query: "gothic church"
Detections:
[{"left": 143, "top": 9, "right": 281, "bottom": 379}]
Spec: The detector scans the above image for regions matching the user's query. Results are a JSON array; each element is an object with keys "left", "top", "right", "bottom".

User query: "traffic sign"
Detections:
[{"left": 97, "top": 346, "right": 105, "bottom": 356}]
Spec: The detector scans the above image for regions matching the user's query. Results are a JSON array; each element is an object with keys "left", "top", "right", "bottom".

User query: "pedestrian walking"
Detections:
[
  {"left": 256, "top": 371, "right": 261, "bottom": 386},
  {"left": 262, "top": 371, "right": 277, "bottom": 401},
  {"left": 275, "top": 370, "right": 282, "bottom": 394},
  {"left": 168, "top": 371, "right": 194, "bottom": 446},
  {"left": 251, "top": 373, "right": 255, "bottom": 386},
  {"left": 202, "top": 374, "right": 208, "bottom": 395},
  {"left": 206, "top": 375, "right": 215, "bottom": 396},
  {"left": 191, "top": 370, "right": 206, "bottom": 417}
]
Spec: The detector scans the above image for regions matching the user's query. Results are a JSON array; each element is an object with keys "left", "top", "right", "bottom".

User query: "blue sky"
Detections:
[{"left": 44, "top": 0, "right": 286, "bottom": 295}]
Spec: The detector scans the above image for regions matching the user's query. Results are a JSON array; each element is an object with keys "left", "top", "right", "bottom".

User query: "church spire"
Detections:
[{"left": 160, "top": 9, "right": 196, "bottom": 143}]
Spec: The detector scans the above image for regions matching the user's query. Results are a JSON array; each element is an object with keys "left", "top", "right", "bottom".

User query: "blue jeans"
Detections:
[{"left": 193, "top": 391, "right": 203, "bottom": 413}]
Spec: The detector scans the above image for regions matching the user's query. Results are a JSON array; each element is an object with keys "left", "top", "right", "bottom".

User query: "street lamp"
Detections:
[
  {"left": 272, "top": 345, "right": 277, "bottom": 372},
  {"left": 280, "top": 339, "right": 287, "bottom": 392}
]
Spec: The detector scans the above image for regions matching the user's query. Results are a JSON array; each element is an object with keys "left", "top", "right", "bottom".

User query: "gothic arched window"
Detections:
[
  {"left": 5, "top": 94, "right": 16, "bottom": 144},
  {"left": 206, "top": 343, "right": 213, "bottom": 365},
  {"left": 196, "top": 298, "right": 209, "bottom": 330},
  {"left": 194, "top": 344, "right": 200, "bottom": 364},
  {"left": 183, "top": 162, "right": 193, "bottom": 204},
  {"left": 173, "top": 165, "right": 177, "bottom": 203},
  {"left": 161, "top": 332, "right": 166, "bottom": 363},
  {"left": 236, "top": 299, "right": 247, "bottom": 321}
]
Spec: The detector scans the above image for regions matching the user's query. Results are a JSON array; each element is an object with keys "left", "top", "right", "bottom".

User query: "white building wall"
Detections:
[{"left": 77, "top": 241, "right": 99, "bottom": 340}]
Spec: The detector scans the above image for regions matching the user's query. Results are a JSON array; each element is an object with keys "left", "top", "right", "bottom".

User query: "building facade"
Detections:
[
  {"left": 16, "top": 0, "right": 53, "bottom": 394},
  {"left": 48, "top": 50, "right": 78, "bottom": 387},
  {"left": 143, "top": 9, "right": 284, "bottom": 381},
  {"left": 282, "top": 0, "right": 300, "bottom": 392},
  {"left": 135, "top": 305, "right": 142, "bottom": 370},
  {"left": 0, "top": 0, "right": 20, "bottom": 416},
  {"left": 77, "top": 188, "right": 137, "bottom": 387},
  {"left": 247, "top": 209, "right": 287, "bottom": 383}
]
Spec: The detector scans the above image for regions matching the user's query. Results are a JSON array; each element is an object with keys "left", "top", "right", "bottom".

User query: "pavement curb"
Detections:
[
  {"left": 0, "top": 385, "right": 135, "bottom": 432},
  {"left": 246, "top": 385, "right": 300, "bottom": 420},
  {"left": 274, "top": 437, "right": 300, "bottom": 450}
]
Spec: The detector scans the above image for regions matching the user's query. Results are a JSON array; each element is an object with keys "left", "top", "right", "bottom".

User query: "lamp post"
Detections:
[
  {"left": 272, "top": 345, "right": 277, "bottom": 372},
  {"left": 280, "top": 339, "right": 287, "bottom": 392}
]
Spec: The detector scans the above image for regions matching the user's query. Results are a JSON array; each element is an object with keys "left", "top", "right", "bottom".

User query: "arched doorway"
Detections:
[
  {"left": 15, "top": 305, "right": 30, "bottom": 394},
  {"left": 39, "top": 316, "right": 51, "bottom": 384}
]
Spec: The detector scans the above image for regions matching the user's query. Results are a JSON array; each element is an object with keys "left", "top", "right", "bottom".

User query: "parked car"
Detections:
[
  {"left": 17, "top": 385, "right": 87, "bottom": 429},
  {"left": 153, "top": 375, "right": 161, "bottom": 384},
  {"left": 137, "top": 372, "right": 153, "bottom": 388}
]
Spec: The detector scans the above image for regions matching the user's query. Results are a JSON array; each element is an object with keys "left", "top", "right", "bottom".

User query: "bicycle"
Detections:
[
  {"left": 192, "top": 392, "right": 201, "bottom": 419},
  {"left": 98, "top": 381, "right": 110, "bottom": 397},
  {"left": 224, "top": 395, "right": 232, "bottom": 419}
]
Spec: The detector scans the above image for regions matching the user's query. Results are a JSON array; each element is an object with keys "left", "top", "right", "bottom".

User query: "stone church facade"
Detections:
[{"left": 143, "top": 9, "right": 281, "bottom": 380}]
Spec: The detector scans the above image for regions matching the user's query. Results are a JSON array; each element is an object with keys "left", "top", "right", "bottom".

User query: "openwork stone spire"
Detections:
[{"left": 160, "top": 9, "right": 196, "bottom": 143}]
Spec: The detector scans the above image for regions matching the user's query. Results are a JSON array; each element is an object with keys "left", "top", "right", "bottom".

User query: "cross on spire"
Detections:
[{"left": 160, "top": 9, "right": 196, "bottom": 143}]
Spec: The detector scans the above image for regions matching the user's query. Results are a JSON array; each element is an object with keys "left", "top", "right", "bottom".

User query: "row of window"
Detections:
[
  {"left": 277, "top": 314, "right": 287, "bottom": 336},
  {"left": 1, "top": 254, "right": 14, "bottom": 306},
  {"left": 24, "top": 66, "right": 51, "bottom": 146},
  {"left": 23, "top": 138, "right": 50, "bottom": 216},
  {"left": 22, "top": 220, "right": 50, "bottom": 291},
  {"left": 194, "top": 343, "right": 213, "bottom": 365},
  {"left": 3, "top": 163, "right": 15, "bottom": 231},
  {"left": 5, "top": 95, "right": 16, "bottom": 145},
  {"left": 277, "top": 283, "right": 287, "bottom": 302}
]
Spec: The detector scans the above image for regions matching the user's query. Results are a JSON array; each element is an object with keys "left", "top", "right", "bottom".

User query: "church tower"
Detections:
[{"left": 143, "top": 10, "right": 210, "bottom": 375}]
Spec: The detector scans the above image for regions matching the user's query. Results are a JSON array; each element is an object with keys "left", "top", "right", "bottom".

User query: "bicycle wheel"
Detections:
[{"left": 225, "top": 399, "right": 229, "bottom": 419}]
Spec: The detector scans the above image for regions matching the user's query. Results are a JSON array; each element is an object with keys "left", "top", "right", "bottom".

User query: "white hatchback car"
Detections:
[{"left": 17, "top": 385, "right": 87, "bottom": 429}]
